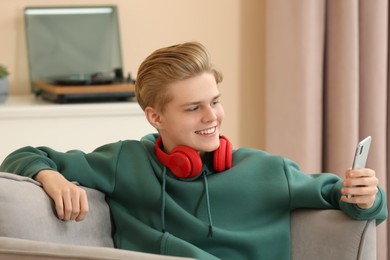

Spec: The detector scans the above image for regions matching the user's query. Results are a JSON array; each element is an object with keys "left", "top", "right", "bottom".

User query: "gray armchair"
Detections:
[
  {"left": 291, "top": 209, "right": 375, "bottom": 259},
  {"left": 0, "top": 172, "right": 376, "bottom": 260}
]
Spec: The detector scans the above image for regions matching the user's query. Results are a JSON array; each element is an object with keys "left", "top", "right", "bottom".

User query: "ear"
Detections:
[{"left": 144, "top": 106, "right": 163, "bottom": 130}]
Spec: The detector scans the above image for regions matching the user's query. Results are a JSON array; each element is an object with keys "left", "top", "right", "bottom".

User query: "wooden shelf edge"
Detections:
[{"left": 34, "top": 80, "right": 135, "bottom": 95}]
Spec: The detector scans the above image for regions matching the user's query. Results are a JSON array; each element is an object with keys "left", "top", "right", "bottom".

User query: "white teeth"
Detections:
[{"left": 196, "top": 127, "right": 216, "bottom": 135}]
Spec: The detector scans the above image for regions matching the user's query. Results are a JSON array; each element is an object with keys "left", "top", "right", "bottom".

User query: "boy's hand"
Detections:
[
  {"left": 341, "top": 168, "right": 378, "bottom": 209},
  {"left": 35, "top": 169, "right": 89, "bottom": 221}
]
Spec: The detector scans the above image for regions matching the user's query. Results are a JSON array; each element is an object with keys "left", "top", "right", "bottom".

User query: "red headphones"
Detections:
[{"left": 155, "top": 136, "right": 232, "bottom": 179}]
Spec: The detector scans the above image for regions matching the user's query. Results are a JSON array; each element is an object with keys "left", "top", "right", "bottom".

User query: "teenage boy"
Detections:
[{"left": 0, "top": 42, "right": 387, "bottom": 260}]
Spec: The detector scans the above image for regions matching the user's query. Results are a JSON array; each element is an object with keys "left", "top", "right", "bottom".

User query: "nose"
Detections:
[{"left": 202, "top": 105, "right": 217, "bottom": 123}]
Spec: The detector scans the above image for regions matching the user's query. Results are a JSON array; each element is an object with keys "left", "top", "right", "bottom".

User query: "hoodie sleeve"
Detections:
[
  {"left": 283, "top": 158, "right": 388, "bottom": 225},
  {"left": 0, "top": 142, "right": 124, "bottom": 194}
]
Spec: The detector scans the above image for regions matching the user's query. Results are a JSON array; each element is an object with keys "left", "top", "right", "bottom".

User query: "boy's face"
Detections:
[{"left": 150, "top": 72, "right": 224, "bottom": 154}]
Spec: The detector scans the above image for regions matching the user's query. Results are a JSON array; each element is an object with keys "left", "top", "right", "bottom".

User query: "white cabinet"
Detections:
[{"left": 0, "top": 95, "right": 155, "bottom": 162}]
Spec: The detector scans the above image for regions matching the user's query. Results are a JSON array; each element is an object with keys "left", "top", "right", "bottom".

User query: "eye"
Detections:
[
  {"left": 211, "top": 99, "right": 220, "bottom": 106},
  {"left": 186, "top": 106, "right": 199, "bottom": 112}
]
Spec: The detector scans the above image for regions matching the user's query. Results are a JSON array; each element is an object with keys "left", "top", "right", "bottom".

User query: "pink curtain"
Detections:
[{"left": 265, "top": 0, "right": 389, "bottom": 259}]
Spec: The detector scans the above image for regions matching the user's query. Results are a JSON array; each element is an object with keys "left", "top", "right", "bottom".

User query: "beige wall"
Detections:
[{"left": 0, "top": 0, "right": 265, "bottom": 149}]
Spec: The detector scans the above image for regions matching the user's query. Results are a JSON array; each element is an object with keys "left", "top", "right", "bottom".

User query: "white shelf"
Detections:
[
  {"left": 0, "top": 95, "right": 155, "bottom": 162},
  {"left": 0, "top": 95, "right": 144, "bottom": 118}
]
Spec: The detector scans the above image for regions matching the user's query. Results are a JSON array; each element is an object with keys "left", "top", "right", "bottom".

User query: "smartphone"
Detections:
[{"left": 347, "top": 136, "right": 372, "bottom": 198}]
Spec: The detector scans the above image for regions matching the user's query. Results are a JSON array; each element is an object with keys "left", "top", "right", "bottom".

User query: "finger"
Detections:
[
  {"left": 70, "top": 188, "right": 87, "bottom": 221},
  {"left": 342, "top": 186, "right": 378, "bottom": 197},
  {"left": 344, "top": 168, "right": 352, "bottom": 178},
  {"left": 349, "top": 168, "right": 375, "bottom": 178},
  {"left": 343, "top": 176, "right": 378, "bottom": 187},
  {"left": 53, "top": 196, "right": 65, "bottom": 220},
  {"left": 76, "top": 189, "right": 89, "bottom": 222},
  {"left": 62, "top": 190, "right": 73, "bottom": 221},
  {"left": 70, "top": 195, "right": 81, "bottom": 221},
  {"left": 342, "top": 194, "right": 376, "bottom": 207}
]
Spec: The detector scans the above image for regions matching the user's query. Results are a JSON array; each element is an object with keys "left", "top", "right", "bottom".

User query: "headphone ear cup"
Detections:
[
  {"left": 224, "top": 137, "right": 233, "bottom": 169},
  {"left": 155, "top": 137, "right": 203, "bottom": 179},
  {"left": 213, "top": 136, "right": 233, "bottom": 172},
  {"left": 170, "top": 146, "right": 203, "bottom": 178}
]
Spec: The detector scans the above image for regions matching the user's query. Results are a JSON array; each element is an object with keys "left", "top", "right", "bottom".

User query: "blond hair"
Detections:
[{"left": 135, "top": 42, "right": 223, "bottom": 112}]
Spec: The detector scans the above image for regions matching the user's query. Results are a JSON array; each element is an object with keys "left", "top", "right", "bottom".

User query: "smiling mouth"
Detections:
[{"left": 195, "top": 126, "right": 217, "bottom": 135}]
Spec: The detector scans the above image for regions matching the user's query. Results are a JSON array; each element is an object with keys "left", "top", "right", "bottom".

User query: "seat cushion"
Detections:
[{"left": 0, "top": 172, "right": 114, "bottom": 247}]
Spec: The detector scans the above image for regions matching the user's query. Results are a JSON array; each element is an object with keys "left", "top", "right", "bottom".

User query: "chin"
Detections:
[
  {"left": 192, "top": 134, "right": 220, "bottom": 151},
  {"left": 203, "top": 142, "right": 221, "bottom": 152}
]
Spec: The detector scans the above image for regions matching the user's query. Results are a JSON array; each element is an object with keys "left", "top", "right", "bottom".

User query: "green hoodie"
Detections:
[{"left": 0, "top": 133, "right": 387, "bottom": 259}]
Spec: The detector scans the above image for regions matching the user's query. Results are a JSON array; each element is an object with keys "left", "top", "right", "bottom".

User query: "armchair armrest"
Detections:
[
  {"left": 291, "top": 209, "right": 376, "bottom": 260},
  {"left": 0, "top": 236, "right": 194, "bottom": 260}
]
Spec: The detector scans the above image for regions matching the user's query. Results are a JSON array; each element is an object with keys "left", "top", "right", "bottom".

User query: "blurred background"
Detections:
[
  {"left": 0, "top": 0, "right": 264, "bottom": 151},
  {"left": 0, "top": 1, "right": 388, "bottom": 259}
]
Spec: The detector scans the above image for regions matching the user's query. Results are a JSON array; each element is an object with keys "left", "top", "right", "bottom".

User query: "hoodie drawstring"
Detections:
[
  {"left": 160, "top": 168, "right": 214, "bottom": 237},
  {"left": 161, "top": 167, "right": 167, "bottom": 233},
  {"left": 202, "top": 172, "right": 214, "bottom": 238}
]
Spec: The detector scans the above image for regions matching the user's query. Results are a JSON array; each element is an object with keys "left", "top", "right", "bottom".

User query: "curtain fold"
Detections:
[
  {"left": 265, "top": 0, "right": 325, "bottom": 173},
  {"left": 265, "top": 1, "right": 388, "bottom": 259},
  {"left": 323, "top": 0, "right": 359, "bottom": 174}
]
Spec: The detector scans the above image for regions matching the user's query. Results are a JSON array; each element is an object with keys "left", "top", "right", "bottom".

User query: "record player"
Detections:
[
  {"left": 32, "top": 75, "right": 136, "bottom": 104},
  {"left": 24, "top": 6, "right": 134, "bottom": 103}
]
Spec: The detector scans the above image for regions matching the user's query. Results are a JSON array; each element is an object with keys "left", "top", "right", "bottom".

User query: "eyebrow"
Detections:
[{"left": 180, "top": 94, "right": 222, "bottom": 107}]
